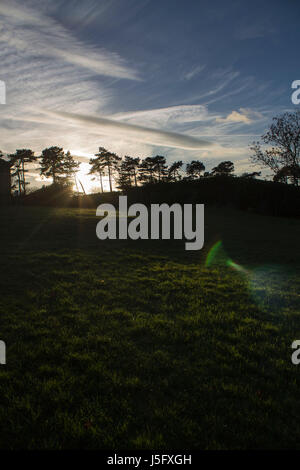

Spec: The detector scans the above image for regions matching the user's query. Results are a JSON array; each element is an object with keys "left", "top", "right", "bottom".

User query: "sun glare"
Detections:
[
  {"left": 73, "top": 162, "right": 111, "bottom": 194},
  {"left": 74, "top": 162, "right": 98, "bottom": 194}
]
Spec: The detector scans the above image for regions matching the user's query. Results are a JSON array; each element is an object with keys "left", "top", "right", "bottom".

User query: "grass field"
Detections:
[{"left": 0, "top": 205, "right": 299, "bottom": 449}]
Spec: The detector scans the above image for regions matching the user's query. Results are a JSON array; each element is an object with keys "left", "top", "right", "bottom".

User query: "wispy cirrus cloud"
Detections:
[
  {"left": 0, "top": 0, "right": 289, "bottom": 189},
  {"left": 0, "top": 1, "right": 139, "bottom": 80},
  {"left": 0, "top": 0, "right": 140, "bottom": 155},
  {"left": 182, "top": 65, "right": 206, "bottom": 81}
]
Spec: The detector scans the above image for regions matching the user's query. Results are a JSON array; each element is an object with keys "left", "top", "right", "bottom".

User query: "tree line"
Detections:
[
  {"left": 1, "top": 109, "right": 300, "bottom": 195},
  {"left": 0, "top": 147, "right": 79, "bottom": 196},
  {"left": 89, "top": 149, "right": 237, "bottom": 192},
  {"left": 1, "top": 145, "right": 237, "bottom": 195}
]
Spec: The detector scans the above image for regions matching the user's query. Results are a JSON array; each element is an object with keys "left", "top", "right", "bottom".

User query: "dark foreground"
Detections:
[{"left": 0, "top": 206, "right": 299, "bottom": 449}]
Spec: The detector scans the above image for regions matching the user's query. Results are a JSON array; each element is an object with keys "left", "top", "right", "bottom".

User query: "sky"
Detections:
[{"left": 0, "top": 0, "right": 299, "bottom": 191}]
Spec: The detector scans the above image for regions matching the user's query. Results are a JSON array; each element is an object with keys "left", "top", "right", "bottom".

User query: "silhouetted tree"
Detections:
[
  {"left": 91, "top": 147, "right": 121, "bottom": 192},
  {"left": 0, "top": 152, "right": 12, "bottom": 203},
  {"left": 10, "top": 156, "right": 22, "bottom": 195},
  {"left": 138, "top": 157, "right": 155, "bottom": 184},
  {"left": 138, "top": 156, "right": 168, "bottom": 184},
  {"left": 241, "top": 171, "right": 261, "bottom": 179},
  {"left": 40, "top": 147, "right": 79, "bottom": 185},
  {"left": 88, "top": 154, "right": 106, "bottom": 193},
  {"left": 250, "top": 110, "right": 300, "bottom": 185},
  {"left": 168, "top": 161, "right": 183, "bottom": 181},
  {"left": 152, "top": 155, "right": 168, "bottom": 182},
  {"left": 211, "top": 161, "right": 234, "bottom": 176},
  {"left": 116, "top": 156, "right": 140, "bottom": 191},
  {"left": 9, "top": 149, "right": 36, "bottom": 195},
  {"left": 273, "top": 165, "right": 300, "bottom": 185},
  {"left": 129, "top": 156, "right": 140, "bottom": 186},
  {"left": 116, "top": 171, "right": 131, "bottom": 191},
  {"left": 65, "top": 151, "right": 80, "bottom": 187},
  {"left": 186, "top": 160, "right": 205, "bottom": 179}
]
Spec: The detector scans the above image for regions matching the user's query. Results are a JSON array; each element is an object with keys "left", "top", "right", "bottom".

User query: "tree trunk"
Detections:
[
  {"left": 17, "top": 169, "right": 21, "bottom": 195},
  {"left": 79, "top": 180, "right": 86, "bottom": 194},
  {"left": 22, "top": 159, "right": 26, "bottom": 195},
  {"left": 108, "top": 165, "right": 112, "bottom": 192},
  {"left": 74, "top": 175, "right": 79, "bottom": 193},
  {"left": 99, "top": 171, "right": 104, "bottom": 193}
]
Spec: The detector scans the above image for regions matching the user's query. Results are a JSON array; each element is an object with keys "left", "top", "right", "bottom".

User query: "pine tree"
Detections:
[
  {"left": 40, "top": 147, "right": 79, "bottom": 185},
  {"left": 186, "top": 160, "right": 205, "bottom": 179},
  {"left": 116, "top": 156, "right": 140, "bottom": 190},
  {"left": 138, "top": 156, "right": 168, "bottom": 185},
  {"left": 90, "top": 148, "right": 121, "bottom": 192},
  {"left": 151, "top": 155, "right": 168, "bottom": 182},
  {"left": 9, "top": 149, "right": 36, "bottom": 195},
  {"left": 168, "top": 161, "right": 183, "bottom": 182},
  {"left": 88, "top": 155, "right": 106, "bottom": 193},
  {"left": 211, "top": 161, "right": 234, "bottom": 177}
]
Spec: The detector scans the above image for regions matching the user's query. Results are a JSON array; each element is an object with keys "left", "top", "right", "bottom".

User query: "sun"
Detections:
[
  {"left": 74, "top": 162, "right": 98, "bottom": 194},
  {"left": 70, "top": 151, "right": 111, "bottom": 193}
]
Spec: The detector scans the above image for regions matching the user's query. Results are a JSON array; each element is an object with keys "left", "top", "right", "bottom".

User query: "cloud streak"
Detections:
[
  {"left": 110, "top": 104, "right": 212, "bottom": 127},
  {"left": 46, "top": 110, "right": 213, "bottom": 150}
]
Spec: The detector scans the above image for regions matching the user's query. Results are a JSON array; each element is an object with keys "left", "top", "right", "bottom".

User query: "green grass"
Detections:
[{"left": 0, "top": 205, "right": 299, "bottom": 449}]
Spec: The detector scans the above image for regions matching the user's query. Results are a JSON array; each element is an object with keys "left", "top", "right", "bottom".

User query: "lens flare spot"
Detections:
[
  {"left": 205, "top": 240, "right": 226, "bottom": 267},
  {"left": 226, "top": 259, "right": 248, "bottom": 274}
]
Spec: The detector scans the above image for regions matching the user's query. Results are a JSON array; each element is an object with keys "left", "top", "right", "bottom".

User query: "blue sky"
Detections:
[{"left": 0, "top": 0, "right": 299, "bottom": 189}]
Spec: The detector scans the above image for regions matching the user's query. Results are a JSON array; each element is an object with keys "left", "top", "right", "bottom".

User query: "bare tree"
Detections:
[{"left": 250, "top": 110, "right": 300, "bottom": 185}]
